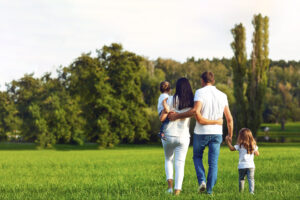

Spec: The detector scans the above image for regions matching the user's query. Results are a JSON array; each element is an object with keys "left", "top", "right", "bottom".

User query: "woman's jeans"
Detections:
[
  {"left": 162, "top": 136, "right": 190, "bottom": 190},
  {"left": 239, "top": 168, "right": 255, "bottom": 193},
  {"left": 193, "top": 134, "right": 222, "bottom": 194}
]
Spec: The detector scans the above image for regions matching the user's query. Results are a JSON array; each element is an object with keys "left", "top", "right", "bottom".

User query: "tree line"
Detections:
[{"left": 0, "top": 14, "right": 299, "bottom": 148}]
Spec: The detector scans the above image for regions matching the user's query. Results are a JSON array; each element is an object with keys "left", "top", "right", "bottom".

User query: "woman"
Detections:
[{"left": 160, "top": 77, "right": 222, "bottom": 195}]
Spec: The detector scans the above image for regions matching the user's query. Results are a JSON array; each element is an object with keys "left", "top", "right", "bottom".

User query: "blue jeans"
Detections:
[
  {"left": 193, "top": 134, "right": 222, "bottom": 194},
  {"left": 239, "top": 168, "right": 255, "bottom": 193},
  {"left": 159, "top": 111, "right": 169, "bottom": 133}
]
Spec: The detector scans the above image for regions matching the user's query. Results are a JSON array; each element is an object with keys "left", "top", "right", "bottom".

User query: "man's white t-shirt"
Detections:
[
  {"left": 234, "top": 144, "right": 258, "bottom": 169},
  {"left": 157, "top": 93, "right": 169, "bottom": 114},
  {"left": 194, "top": 85, "right": 228, "bottom": 135},
  {"left": 164, "top": 96, "right": 191, "bottom": 138}
]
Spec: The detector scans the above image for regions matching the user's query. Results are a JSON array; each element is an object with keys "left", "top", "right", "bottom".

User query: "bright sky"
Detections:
[{"left": 0, "top": 0, "right": 299, "bottom": 89}]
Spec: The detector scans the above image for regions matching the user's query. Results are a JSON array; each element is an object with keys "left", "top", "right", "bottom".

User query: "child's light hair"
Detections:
[
  {"left": 237, "top": 128, "right": 257, "bottom": 154},
  {"left": 160, "top": 81, "right": 171, "bottom": 93}
]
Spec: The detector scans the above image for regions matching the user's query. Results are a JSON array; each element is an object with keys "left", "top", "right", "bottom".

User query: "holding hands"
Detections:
[
  {"left": 225, "top": 135, "right": 232, "bottom": 144},
  {"left": 225, "top": 135, "right": 235, "bottom": 151}
]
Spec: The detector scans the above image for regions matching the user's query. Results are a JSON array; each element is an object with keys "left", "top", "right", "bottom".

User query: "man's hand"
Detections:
[
  {"left": 168, "top": 111, "right": 177, "bottom": 121},
  {"left": 225, "top": 135, "right": 232, "bottom": 144},
  {"left": 217, "top": 118, "right": 223, "bottom": 125}
]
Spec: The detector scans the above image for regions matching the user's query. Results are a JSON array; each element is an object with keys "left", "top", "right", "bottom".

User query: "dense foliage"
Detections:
[
  {"left": 230, "top": 14, "right": 270, "bottom": 136},
  {"left": 0, "top": 19, "right": 299, "bottom": 147}
]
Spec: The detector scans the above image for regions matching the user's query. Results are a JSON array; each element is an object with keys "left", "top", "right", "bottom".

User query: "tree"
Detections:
[
  {"left": 277, "top": 82, "right": 293, "bottom": 130},
  {"left": 98, "top": 43, "right": 150, "bottom": 143},
  {"left": 0, "top": 91, "right": 21, "bottom": 140},
  {"left": 140, "top": 58, "right": 165, "bottom": 107},
  {"left": 7, "top": 74, "right": 44, "bottom": 142},
  {"left": 63, "top": 54, "right": 121, "bottom": 147},
  {"left": 231, "top": 23, "right": 248, "bottom": 134},
  {"left": 246, "top": 14, "right": 270, "bottom": 136},
  {"left": 7, "top": 73, "right": 85, "bottom": 148}
]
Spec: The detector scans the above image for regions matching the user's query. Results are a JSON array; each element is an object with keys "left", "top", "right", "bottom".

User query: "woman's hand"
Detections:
[
  {"left": 168, "top": 111, "right": 177, "bottom": 121},
  {"left": 216, "top": 118, "right": 223, "bottom": 125}
]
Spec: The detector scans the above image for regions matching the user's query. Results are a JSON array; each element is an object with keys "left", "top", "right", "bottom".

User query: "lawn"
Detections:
[
  {"left": 0, "top": 143, "right": 299, "bottom": 200},
  {"left": 257, "top": 122, "right": 300, "bottom": 142}
]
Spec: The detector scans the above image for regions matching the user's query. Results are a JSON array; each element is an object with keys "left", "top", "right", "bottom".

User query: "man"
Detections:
[{"left": 168, "top": 72, "right": 233, "bottom": 195}]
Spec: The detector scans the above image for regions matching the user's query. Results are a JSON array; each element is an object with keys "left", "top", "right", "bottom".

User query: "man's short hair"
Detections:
[
  {"left": 201, "top": 71, "right": 215, "bottom": 84},
  {"left": 160, "top": 81, "right": 171, "bottom": 93}
]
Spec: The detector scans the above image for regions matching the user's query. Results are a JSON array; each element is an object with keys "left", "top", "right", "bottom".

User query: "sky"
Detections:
[{"left": 0, "top": 0, "right": 299, "bottom": 90}]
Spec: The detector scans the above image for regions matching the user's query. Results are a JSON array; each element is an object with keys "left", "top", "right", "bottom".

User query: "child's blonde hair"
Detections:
[
  {"left": 160, "top": 81, "right": 171, "bottom": 93},
  {"left": 237, "top": 128, "right": 257, "bottom": 154}
]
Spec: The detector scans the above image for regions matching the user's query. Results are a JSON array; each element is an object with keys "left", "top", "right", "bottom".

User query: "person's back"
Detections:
[
  {"left": 194, "top": 85, "right": 228, "bottom": 135},
  {"left": 191, "top": 71, "right": 233, "bottom": 195},
  {"left": 164, "top": 96, "right": 191, "bottom": 138}
]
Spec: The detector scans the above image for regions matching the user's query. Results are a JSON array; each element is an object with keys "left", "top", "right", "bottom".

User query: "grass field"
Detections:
[
  {"left": 257, "top": 122, "right": 300, "bottom": 142},
  {"left": 0, "top": 143, "right": 299, "bottom": 200}
]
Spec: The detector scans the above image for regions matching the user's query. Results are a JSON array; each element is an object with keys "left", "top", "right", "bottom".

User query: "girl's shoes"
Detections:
[{"left": 158, "top": 132, "right": 166, "bottom": 141}]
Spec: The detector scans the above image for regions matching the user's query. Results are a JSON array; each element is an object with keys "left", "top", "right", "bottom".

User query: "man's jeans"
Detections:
[
  {"left": 239, "top": 168, "right": 255, "bottom": 193},
  {"left": 193, "top": 134, "right": 222, "bottom": 194}
]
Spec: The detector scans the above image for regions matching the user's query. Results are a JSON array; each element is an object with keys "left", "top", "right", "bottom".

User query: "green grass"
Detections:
[
  {"left": 258, "top": 122, "right": 300, "bottom": 142},
  {"left": 0, "top": 143, "right": 299, "bottom": 199}
]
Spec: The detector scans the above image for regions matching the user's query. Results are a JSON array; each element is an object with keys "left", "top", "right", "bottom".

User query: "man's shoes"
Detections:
[{"left": 198, "top": 182, "right": 206, "bottom": 193}]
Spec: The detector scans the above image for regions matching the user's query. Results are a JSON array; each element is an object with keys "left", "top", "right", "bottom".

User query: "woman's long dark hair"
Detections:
[{"left": 173, "top": 78, "right": 194, "bottom": 110}]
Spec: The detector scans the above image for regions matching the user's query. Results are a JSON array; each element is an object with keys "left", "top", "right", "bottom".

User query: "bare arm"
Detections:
[
  {"left": 224, "top": 106, "right": 233, "bottom": 142},
  {"left": 168, "top": 106, "right": 196, "bottom": 121},
  {"left": 159, "top": 109, "right": 168, "bottom": 122},
  {"left": 225, "top": 137, "right": 236, "bottom": 151},
  {"left": 168, "top": 101, "right": 222, "bottom": 125},
  {"left": 195, "top": 101, "right": 223, "bottom": 125},
  {"left": 254, "top": 150, "right": 259, "bottom": 156},
  {"left": 162, "top": 98, "right": 170, "bottom": 113}
]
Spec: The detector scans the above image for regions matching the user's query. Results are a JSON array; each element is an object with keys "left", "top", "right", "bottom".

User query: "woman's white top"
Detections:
[
  {"left": 234, "top": 144, "right": 258, "bottom": 169},
  {"left": 164, "top": 96, "right": 191, "bottom": 138}
]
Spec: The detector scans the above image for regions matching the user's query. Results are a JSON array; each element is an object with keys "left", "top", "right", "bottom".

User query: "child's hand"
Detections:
[
  {"left": 216, "top": 118, "right": 223, "bottom": 125},
  {"left": 225, "top": 136, "right": 235, "bottom": 151}
]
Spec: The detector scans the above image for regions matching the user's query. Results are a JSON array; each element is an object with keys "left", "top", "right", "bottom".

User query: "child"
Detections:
[
  {"left": 157, "top": 81, "right": 171, "bottom": 140},
  {"left": 225, "top": 128, "right": 259, "bottom": 194}
]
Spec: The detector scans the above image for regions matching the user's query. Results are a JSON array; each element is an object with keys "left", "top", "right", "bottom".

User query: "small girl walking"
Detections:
[{"left": 225, "top": 128, "right": 259, "bottom": 194}]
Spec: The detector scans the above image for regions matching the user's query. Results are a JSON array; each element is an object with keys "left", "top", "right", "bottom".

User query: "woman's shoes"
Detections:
[
  {"left": 166, "top": 188, "right": 173, "bottom": 194},
  {"left": 174, "top": 190, "right": 181, "bottom": 195},
  {"left": 166, "top": 188, "right": 181, "bottom": 196}
]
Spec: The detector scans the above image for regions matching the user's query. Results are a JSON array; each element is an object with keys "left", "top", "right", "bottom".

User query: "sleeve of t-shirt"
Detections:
[
  {"left": 166, "top": 96, "right": 174, "bottom": 110},
  {"left": 224, "top": 94, "right": 229, "bottom": 106},
  {"left": 162, "top": 93, "right": 169, "bottom": 100},
  {"left": 234, "top": 144, "right": 240, "bottom": 151},
  {"left": 194, "top": 90, "right": 204, "bottom": 103}
]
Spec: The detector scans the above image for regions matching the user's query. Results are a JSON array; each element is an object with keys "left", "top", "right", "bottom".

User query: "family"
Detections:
[{"left": 157, "top": 72, "right": 259, "bottom": 195}]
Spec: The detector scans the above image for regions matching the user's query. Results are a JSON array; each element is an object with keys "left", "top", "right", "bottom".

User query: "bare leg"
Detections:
[{"left": 167, "top": 179, "right": 173, "bottom": 189}]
